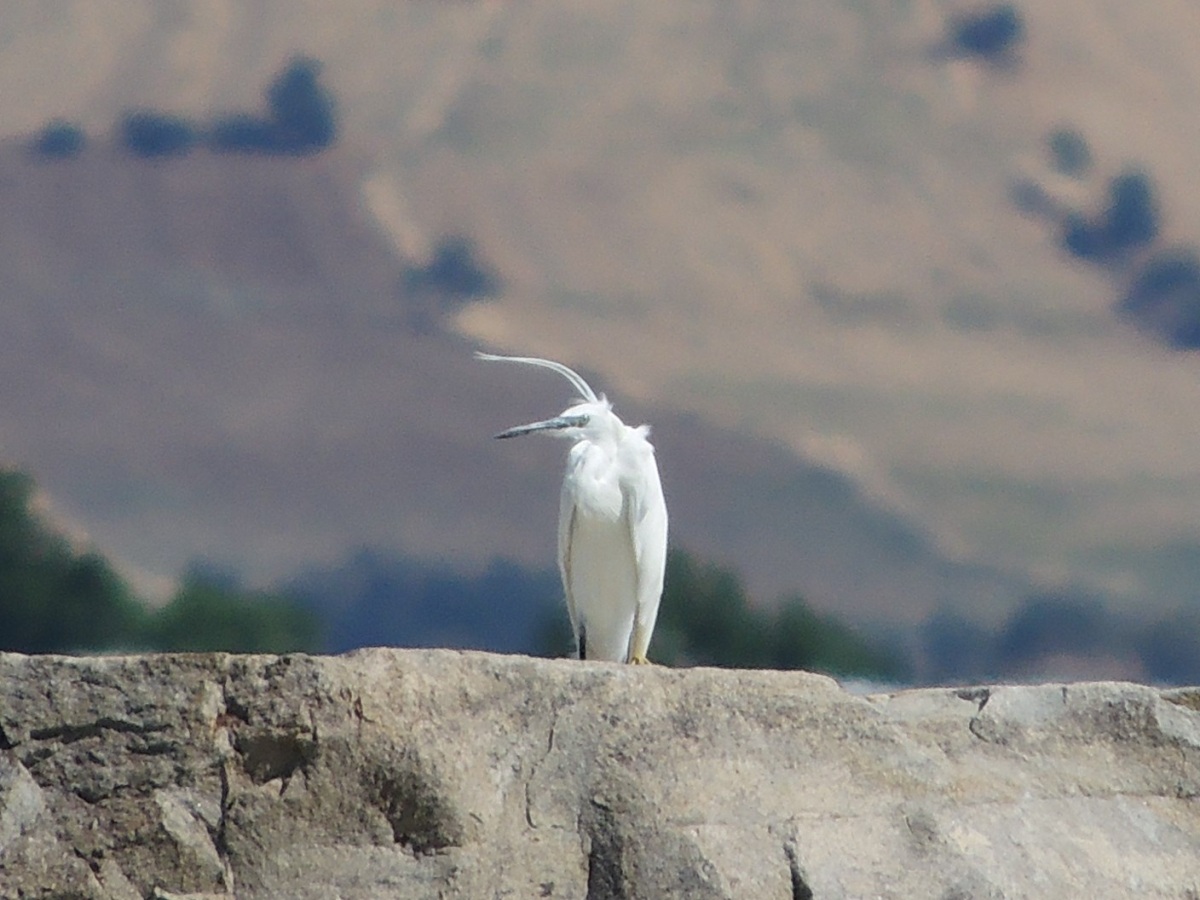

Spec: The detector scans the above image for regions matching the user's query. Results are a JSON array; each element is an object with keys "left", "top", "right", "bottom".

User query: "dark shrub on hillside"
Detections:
[
  {"left": 1062, "top": 169, "right": 1161, "bottom": 264},
  {"left": 1061, "top": 211, "right": 1109, "bottom": 262},
  {"left": 950, "top": 4, "right": 1025, "bottom": 59},
  {"left": 1009, "top": 177, "right": 1054, "bottom": 217},
  {"left": 404, "top": 236, "right": 500, "bottom": 299},
  {"left": 1048, "top": 127, "right": 1091, "bottom": 177},
  {"left": 649, "top": 550, "right": 907, "bottom": 678},
  {"left": 920, "top": 609, "right": 996, "bottom": 683},
  {"left": 207, "top": 112, "right": 279, "bottom": 153},
  {"left": 289, "top": 550, "right": 560, "bottom": 655},
  {"left": 144, "top": 570, "right": 320, "bottom": 654},
  {"left": 266, "top": 56, "right": 337, "bottom": 154},
  {"left": 994, "top": 594, "right": 1116, "bottom": 668},
  {"left": 1139, "top": 610, "right": 1200, "bottom": 684},
  {"left": 400, "top": 236, "right": 501, "bottom": 333},
  {"left": 0, "top": 469, "right": 144, "bottom": 653},
  {"left": 120, "top": 110, "right": 198, "bottom": 158},
  {"left": 1119, "top": 248, "right": 1200, "bottom": 349},
  {"left": 1105, "top": 169, "right": 1160, "bottom": 252},
  {"left": 31, "top": 119, "right": 86, "bottom": 159},
  {"left": 0, "top": 464, "right": 326, "bottom": 654}
]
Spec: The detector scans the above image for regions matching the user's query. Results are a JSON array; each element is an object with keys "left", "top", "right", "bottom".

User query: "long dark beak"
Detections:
[{"left": 494, "top": 414, "right": 588, "bottom": 439}]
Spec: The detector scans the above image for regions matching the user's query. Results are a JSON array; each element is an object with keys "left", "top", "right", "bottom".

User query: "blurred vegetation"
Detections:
[
  {"left": 539, "top": 549, "right": 908, "bottom": 679},
  {"left": 0, "top": 468, "right": 318, "bottom": 654},
  {"left": 0, "top": 471, "right": 143, "bottom": 652},
  {"left": 209, "top": 56, "right": 338, "bottom": 155},
  {"left": 144, "top": 569, "right": 320, "bottom": 653},
  {"left": 1061, "top": 168, "right": 1160, "bottom": 263},
  {"left": 206, "top": 112, "right": 280, "bottom": 154},
  {"left": 1119, "top": 247, "right": 1200, "bottom": 349},
  {"left": 119, "top": 111, "right": 200, "bottom": 158},
  {"left": 919, "top": 609, "right": 993, "bottom": 685},
  {"left": 403, "top": 236, "right": 500, "bottom": 300},
  {"left": 33, "top": 56, "right": 336, "bottom": 162},
  {"left": 920, "top": 592, "right": 1200, "bottom": 685},
  {"left": 30, "top": 119, "right": 87, "bottom": 160},
  {"left": 1033, "top": 139, "right": 1200, "bottom": 349},
  {"left": 1061, "top": 211, "right": 1108, "bottom": 262},
  {"left": 994, "top": 595, "right": 1116, "bottom": 666},
  {"left": 949, "top": 4, "right": 1025, "bottom": 60},
  {"left": 1106, "top": 170, "right": 1160, "bottom": 251},
  {"left": 399, "top": 235, "right": 501, "bottom": 333},
  {"left": 1141, "top": 608, "right": 1200, "bottom": 684},
  {"left": 287, "top": 549, "right": 560, "bottom": 654},
  {"left": 654, "top": 550, "right": 905, "bottom": 676},
  {"left": 1047, "top": 128, "right": 1092, "bottom": 178},
  {"left": 264, "top": 57, "right": 338, "bottom": 154},
  {"left": 7, "top": 463, "right": 1199, "bottom": 684}
]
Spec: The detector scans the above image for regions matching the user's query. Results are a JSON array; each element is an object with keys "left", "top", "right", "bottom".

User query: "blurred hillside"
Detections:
[
  {"left": 0, "top": 137, "right": 1015, "bottom": 624},
  {"left": 2, "top": 0, "right": 1200, "bottom": 644}
]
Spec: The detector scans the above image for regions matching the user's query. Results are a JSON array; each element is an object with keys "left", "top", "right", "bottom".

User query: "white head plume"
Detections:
[{"left": 475, "top": 351, "right": 600, "bottom": 404}]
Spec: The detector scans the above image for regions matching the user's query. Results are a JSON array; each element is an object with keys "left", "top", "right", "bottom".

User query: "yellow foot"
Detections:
[{"left": 630, "top": 654, "right": 653, "bottom": 665}]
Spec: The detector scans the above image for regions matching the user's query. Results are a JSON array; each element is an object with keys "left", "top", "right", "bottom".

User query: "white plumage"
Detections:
[{"left": 478, "top": 351, "right": 668, "bottom": 663}]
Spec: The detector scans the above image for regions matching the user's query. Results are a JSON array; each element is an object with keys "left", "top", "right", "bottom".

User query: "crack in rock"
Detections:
[
  {"left": 783, "top": 840, "right": 814, "bottom": 900},
  {"left": 958, "top": 687, "right": 1001, "bottom": 743},
  {"left": 30, "top": 718, "right": 169, "bottom": 744},
  {"left": 955, "top": 687, "right": 991, "bottom": 712},
  {"left": 525, "top": 704, "right": 561, "bottom": 829}
]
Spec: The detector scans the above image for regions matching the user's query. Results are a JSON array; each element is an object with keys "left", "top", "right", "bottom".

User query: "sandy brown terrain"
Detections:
[{"left": 2, "top": 1, "right": 1200, "bottom": 622}]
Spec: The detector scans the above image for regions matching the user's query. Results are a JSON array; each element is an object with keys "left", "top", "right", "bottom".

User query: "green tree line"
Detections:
[
  {"left": 0, "top": 468, "right": 318, "bottom": 654},
  {"left": 539, "top": 549, "right": 907, "bottom": 679},
  {"left": 1, "top": 464, "right": 904, "bottom": 680}
]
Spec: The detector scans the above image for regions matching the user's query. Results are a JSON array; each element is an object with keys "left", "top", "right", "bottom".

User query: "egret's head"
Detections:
[
  {"left": 493, "top": 399, "right": 614, "bottom": 441},
  {"left": 494, "top": 412, "right": 589, "bottom": 440},
  {"left": 478, "top": 351, "right": 620, "bottom": 441}
]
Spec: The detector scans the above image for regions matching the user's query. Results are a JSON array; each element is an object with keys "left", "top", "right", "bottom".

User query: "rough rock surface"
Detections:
[{"left": 1, "top": 649, "right": 1198, "bottom": 899}]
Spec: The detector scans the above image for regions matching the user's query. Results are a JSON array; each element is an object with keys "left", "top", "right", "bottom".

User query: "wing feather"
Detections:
[
  {"left": 557, "top": 476, "right": 580, "bottom": 653},
  {"left": 626, "top": 442, "right": 668, "bottom": 662}
]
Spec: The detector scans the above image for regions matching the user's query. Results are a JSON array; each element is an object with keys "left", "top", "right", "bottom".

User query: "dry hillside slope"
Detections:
[
  {"left": 2, "top": 1, "right": 1200, "bottom": 616},
  {"left": 0, "top": 141, "right": 1015, "bottom": 622}
]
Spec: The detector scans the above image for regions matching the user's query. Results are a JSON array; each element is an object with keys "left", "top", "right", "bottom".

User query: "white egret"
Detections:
[{"left": 477, "top": 351, "right": 668, "bottom": 663}]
